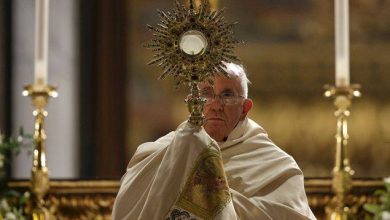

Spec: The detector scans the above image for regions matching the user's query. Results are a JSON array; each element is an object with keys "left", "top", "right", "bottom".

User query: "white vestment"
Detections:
[{"left": 112, "top": 118, "right": 316, "bottom": 220}]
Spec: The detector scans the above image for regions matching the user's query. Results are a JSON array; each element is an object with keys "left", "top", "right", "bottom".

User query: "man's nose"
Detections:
[{"left": 209, "top": 97, "right": 223, "bottom": 110}]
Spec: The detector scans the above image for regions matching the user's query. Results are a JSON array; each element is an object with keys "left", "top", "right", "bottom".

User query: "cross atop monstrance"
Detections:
[{"left": 146, "top": 0, "right": 240, "bottom": 126}]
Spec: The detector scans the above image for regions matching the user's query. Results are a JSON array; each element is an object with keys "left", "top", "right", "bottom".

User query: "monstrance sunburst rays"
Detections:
[
  {"left": 146, "top": 0, "right": 240, "bottom": 126},
  {"left": 145, "top": 0, "right": 240, "bottom": 87}
]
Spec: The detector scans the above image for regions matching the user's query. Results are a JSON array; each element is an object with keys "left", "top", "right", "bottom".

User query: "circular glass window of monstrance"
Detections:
[{"left": 179, "top": 30, "right": 208, "bottom": 56}]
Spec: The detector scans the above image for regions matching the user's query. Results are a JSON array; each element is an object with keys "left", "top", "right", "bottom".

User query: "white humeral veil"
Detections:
[{"left": 112, "top": 118, "right": 316, "bottom": 220}]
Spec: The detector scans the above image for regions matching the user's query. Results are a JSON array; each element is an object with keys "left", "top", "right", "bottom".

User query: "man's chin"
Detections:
[
  {"left": 204, "top": 121, "right": 226, "bottom": 137},
  {"left": 204, "top": 120, "right": 224, "bottom": 130}
]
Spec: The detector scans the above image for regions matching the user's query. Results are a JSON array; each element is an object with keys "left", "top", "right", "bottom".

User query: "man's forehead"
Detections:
[
  {"left": 200, "top": 75, "right": 235, "bottom": 87},
  {"left": 199, "top": 79, "right": 239, "bottom": 94}
]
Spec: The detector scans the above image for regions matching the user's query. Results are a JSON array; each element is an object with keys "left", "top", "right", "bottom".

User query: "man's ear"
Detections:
[{"left": 240, "top": 98, "right": 253, "bottom": 120}]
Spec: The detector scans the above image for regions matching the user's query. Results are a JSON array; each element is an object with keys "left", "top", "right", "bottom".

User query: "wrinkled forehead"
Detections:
[{"left": 199, "top": 75, "right": 242, "bottom": 94}]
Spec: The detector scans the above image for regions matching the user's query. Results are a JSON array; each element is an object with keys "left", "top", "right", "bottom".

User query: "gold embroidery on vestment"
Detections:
[{"left": 175, "top": 147, "right": 231, "bottom": 220}]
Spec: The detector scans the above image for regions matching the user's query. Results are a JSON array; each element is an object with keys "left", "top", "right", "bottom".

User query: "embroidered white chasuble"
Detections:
[{"left": 112, "top": 118, "right": 316, "bottom": 220}]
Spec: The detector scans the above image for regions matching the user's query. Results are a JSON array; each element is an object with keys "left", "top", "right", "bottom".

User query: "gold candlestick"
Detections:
[
  {"left": 23, "top": 84, "right": 57, "bottom": 220},
  {"left": 324, "top": 84, "right": 361, "bottom": 220}
]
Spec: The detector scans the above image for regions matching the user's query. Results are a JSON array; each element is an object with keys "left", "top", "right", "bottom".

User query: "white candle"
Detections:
[
  {"left": 34, "top": 0, "right": 49, "bottom": 85},
  {"left": 335, "top": 0, "right": 350, "bottom": 87}
]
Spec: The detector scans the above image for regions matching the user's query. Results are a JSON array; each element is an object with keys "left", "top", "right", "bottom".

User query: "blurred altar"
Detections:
[{"left": 1, "top": 0, "right": 390, "bottom": 219}]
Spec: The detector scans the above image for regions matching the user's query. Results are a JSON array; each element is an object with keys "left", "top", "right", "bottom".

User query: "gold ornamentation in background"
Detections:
[{"left": 7, "top": 179, "right": 384, "bottom": 220}]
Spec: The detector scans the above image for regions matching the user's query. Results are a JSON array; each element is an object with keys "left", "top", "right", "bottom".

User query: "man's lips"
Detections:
[{"left": 206, "top": 117, "right": 224, "bottom": 122}]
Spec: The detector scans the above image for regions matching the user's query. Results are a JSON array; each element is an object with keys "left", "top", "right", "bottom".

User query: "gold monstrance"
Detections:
[{"left": 146, "top": 0, "right": 240, "bottom": 126}]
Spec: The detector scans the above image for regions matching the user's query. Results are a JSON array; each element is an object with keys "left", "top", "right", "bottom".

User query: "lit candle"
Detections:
[
  {"left": 335, "top": 0, "right": 350, "bottom": 87},
  {"left": 34, "top": 0, "right": 49, "bottom": 85}
]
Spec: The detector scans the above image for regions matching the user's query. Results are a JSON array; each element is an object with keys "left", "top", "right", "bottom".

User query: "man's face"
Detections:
[{"left": 200, "top": 75, "right": 252, "bottom": 142}]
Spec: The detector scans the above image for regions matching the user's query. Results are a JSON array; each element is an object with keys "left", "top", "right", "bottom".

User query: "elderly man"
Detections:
[{"left": 112, "top": 63, "right": 316, "bottom": 220}]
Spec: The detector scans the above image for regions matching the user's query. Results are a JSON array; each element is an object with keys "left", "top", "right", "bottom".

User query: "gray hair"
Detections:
[{"left": 222, "top": 62, "right": 250, "bottom": 98}]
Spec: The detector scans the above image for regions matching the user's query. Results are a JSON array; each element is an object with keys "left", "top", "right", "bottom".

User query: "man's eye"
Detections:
[{"left": 221, "top": 93, "right": 235, "bottom": 98}]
